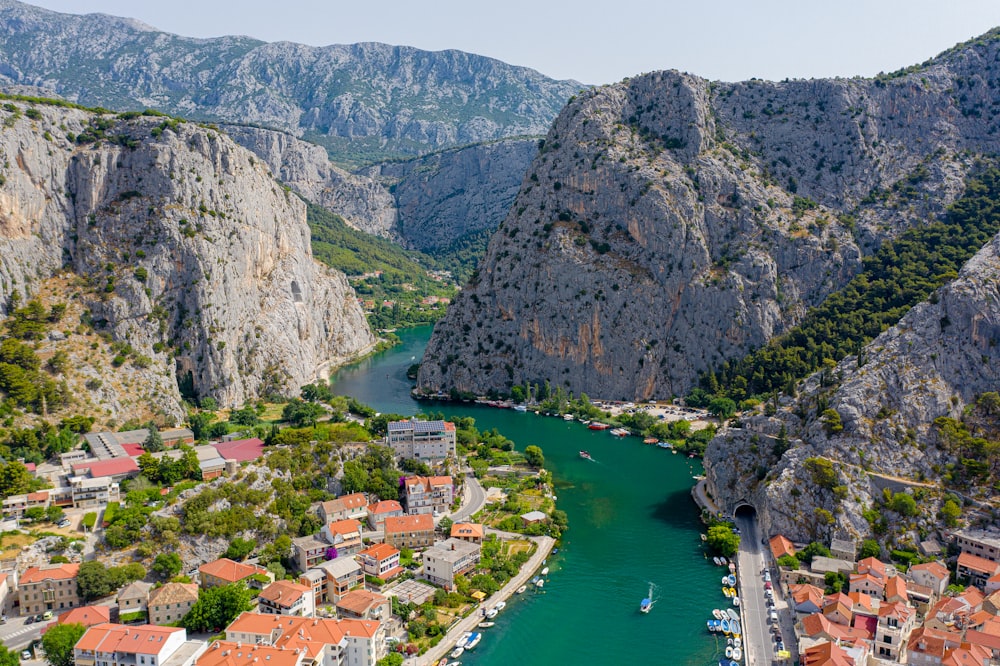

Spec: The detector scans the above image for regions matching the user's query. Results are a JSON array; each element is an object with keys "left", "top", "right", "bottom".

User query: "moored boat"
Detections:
[
  {"left": 465, "top": 633, "right": 481, "bottom": 650},
  {"left": 485, "top": 608, "right": 498, "bottom": 619},
  {"left": 712, "top": 609, "right": 724, "bottom": 620},
  {"left": 721, "top": 576, "right": 730, "bottom": 585},
  {"left": 732, "top": 619, "right": 742, "bottom": 635},
  {"left": 643, "top": 437, "right": 658, "bottom": 444},
  {"left": 478, "top": 622, "right": 494, "bottom": 629},
  {"left": 721, "top": 618, "right": 731, "bottom": 634},
  {"left": 722, "top": 587, "right": 732, "bottom": 598},
  {"left": 733, "top": 596, "right": 740, "bottom": 606},
  {"left": 727, "top": 573, "right": 736, "bottom": 586},
  {"left": 516, "top": 585, "right": 527, "bottom": 594},
  {"left": 541, "top": 567, "right": 549, "bottom": 576},
  {"left": 437, "top": 659, "right": 449, "bottom": 666},
  {"left": 536, "top": 578, "right": 545, "bottom": 588},
  {"left": 734, "top": 637, "right": 742, "bottom": 649},
  {"left": 657, "top": 441, "right": 673, "bottom": 449},
  {"left": 610, "top": 427, "right": 630, "bottom": 436},
  {"left": 563, "top": 413, "right": 574, "bottom": 421},
  {"left": 494, "top": 601, "right": 506, "bottom": 612},
  {"left": 455, "top": 632, "right": 472, "bottom": 648},
  {"left": 513, "top": 404, "right": 527, "bottom": 412},
  {"left": 450, "top": 647, "right": 464, "bottom": 659},
  {"left": 727, "top": 608, "right": 740, "bottom": 621},
  {"left": 725, "top": 646, "right": 733, "bottom": 659},
  {"left": 588, "top": 422, "right": 612, "bottom": 430},
  {"left": 713, "top": 556, "right": 721, "bottom": 565},
  {"left": 732, "top": 647, "right": 742, "bottom": 661}
]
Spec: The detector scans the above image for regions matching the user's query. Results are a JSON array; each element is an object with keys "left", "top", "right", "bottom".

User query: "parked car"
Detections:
[
  {"left": 42, "top": 611, "right": 52, "bottom": 620},
  {"left": 57, "top": 519, "right": 70, "bottom": 528},
  {"left": 34, "top": 615, "right": 44, "bottom": 622},
  {"left": 764, "top": 581, "right": 772, "bottom": 589},
  {"left": 20, "top": 651, "right": 30, "bottom": 660},
  {"left": 24, "top": 616, "right": 34, "bottom": 625}
]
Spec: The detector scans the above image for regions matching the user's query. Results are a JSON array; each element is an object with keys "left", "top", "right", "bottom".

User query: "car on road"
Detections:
[
  {"left": 34, "top": 615, "right": 44, "bottom": 623},
  {"left": 42, "top": 611, "right": 52, "bottom": 620},
  {"left": 20, "top": 651, "right": 30, "bottom": 660},
  {"left": 764, "top": 571, "right": 771, "bottom": 583},
  {"left": 764, "top": 581, "right": 772, "bottom": 589},
  {"left": 57, "top": 518, "right": 70, "bottom": 528},
  {"left": 24, "top": 616, "right": 33, "bottom": 625}
]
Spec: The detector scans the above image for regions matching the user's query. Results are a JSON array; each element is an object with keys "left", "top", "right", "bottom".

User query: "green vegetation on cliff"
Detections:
[{"left": 694, "top": 160, "right": 1000, "bottom": 405}]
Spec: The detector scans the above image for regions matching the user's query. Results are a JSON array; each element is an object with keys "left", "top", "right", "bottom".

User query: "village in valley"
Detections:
[{"left": 0, "top": 409, "right": 563, "bottom": 666}]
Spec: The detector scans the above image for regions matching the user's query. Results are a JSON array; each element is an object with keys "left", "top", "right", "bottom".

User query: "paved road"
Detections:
[
  {"left": 0, "top": 615, "right": 48, "bottom": 650},
  {"left": 448, "top": 472, "right": 485, "bottom": 524},
  {"left": 735, "top": 514, "right": 773, "bottom": 666}
]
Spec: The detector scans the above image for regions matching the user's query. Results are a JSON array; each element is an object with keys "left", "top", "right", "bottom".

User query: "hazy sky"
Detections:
[{"left": 27, "top": 0, "right": 1000, "bottom": 85}]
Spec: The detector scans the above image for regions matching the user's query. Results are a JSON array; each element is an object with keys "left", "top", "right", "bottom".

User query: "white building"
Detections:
[{"left": 386, "top": 420, "right": 456, "bottom": 462}]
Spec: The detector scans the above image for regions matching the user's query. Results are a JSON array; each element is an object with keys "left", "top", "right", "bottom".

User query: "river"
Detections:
[{"left": 330, "top": 326, "right": 728, "bottom": 665}]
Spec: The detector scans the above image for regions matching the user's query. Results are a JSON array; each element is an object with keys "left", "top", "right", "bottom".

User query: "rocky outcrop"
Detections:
[
  {"left": 0, "top": 101, "right": 374, "bottom": 421},
  {"left": 419, "top": 31, "right": 1000, "bottom": 400},
  {"left": 226, "top": 125, "right": 538, "bottom": 251},
  {"left": 706, "top": 230, "right": 1000, "bottom": 542},
  {"left": 0, "top": 0, "right": 580, "bottom": 162}
]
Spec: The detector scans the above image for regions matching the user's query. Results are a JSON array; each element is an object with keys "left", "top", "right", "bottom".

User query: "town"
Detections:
[{"left": 0, "top": 414, "right": 561, "bottom": 666}]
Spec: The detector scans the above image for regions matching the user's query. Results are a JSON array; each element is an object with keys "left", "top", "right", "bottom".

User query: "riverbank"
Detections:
[{"left": 416, "top": 535, "right": 556, "bottom": 666}]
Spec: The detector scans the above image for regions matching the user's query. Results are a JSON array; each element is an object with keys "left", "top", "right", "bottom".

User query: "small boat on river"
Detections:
[
  {"left": 516, "top": 585, "right": 527, "bottom": 594},
  {"left": 449, "top": 647, "right": 464, "bottom": 659},
  {"left": 588, "top": 422, "right": 612, "bottom": 430},
  {"left": 478, "top": 622, "right": 494, "bottom": 629},
  {"left": 727, "top": 573, "right": 736, "bottom": 586},
  {"left": 640, "top": 582, "right": 657, "bottom": 614},
  {"left": 465, "top": 633, "right": 481, "bottom": 650},
  {"left": 727, "top": 608, "right": 740, "bottom": 622},
  {"left": 579, "top": 450, "right": 593, "bottom": 461}
]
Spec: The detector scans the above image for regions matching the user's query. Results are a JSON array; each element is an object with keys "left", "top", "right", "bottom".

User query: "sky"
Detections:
[{"left": 26, "top": 0, "right": 1000, "bottom": 85}]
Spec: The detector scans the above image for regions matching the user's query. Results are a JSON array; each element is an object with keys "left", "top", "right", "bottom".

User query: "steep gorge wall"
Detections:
[
  {"left": 0, "top": 102, "right": 373, "bottom": 420},
  {"left": 419, "top": 33, "right": 1000, "bottom": 400}
]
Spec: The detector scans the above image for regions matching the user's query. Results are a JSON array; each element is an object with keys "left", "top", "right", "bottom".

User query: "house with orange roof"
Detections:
[
  {"left": 823, "top": 594, "right": 854, "bottom": 627},
  {"left": 198, "top": 558, "right": 273, "bottom": 590},
  {"left": 857, "top": 557, "right": 888, "bottom": 580},
  {"left": 258, "top": 580, "right": 314, "bottom": 618},
  {"left": 319, "top": 493, "right": 368, "bottom": 524},
  {"left": 886, "top": 575, "right": 909, "bottom": 604},
  {"left": 941, "top": 643, "right": 991, "bottom": 666},
  {"left": 799, "top": 613, "right": 857, "bottom": 645},
  {"left": 450, "top": 523, "right": 485, "bottom": 544},
  {"left": 320, "top": 519, "right": 363, "bottom": 556},
  {"left": 954, "top": 530, "right": 1000, "bottom": 564},
  {"left": 403, "top": 476, "right": 453, "bottom": 516},
  {"left": 19, "top": 563, "right": 80, "bottom": 616},
  {"left": 964, "top": 627, "right": 1000, "bottom": 662},
  {"left": 958, "top": 552, "right": 1000, "bottom": 588},
  {"left": 386, "top": 419, "right": 456, "bottom": 462},
  {"left": 925, "top": 588, "right": 985, "bottom": 632},
  {"left": 801, "top": 640, "right": 856, "bottom": 666},
  {"left": 365, "top": 500, "right": 403, "bottom": 529},
  {"left": 910, "top": 561, "right": 951, "bottom": 597},
  {"left": 849, "top": 572, "right": 885, "bottom": 598},
  {"left": 47, "top": 605, "right": 111, "bottom": 632},
  {"left": 196, "top": 641, "right": 304, "bottom": 666},
  {"left": 982, "top": 589, "right": 1000, "bottom": 616},
  {"left": 356, "top": 544, "right": 402, "bottom": 581},
  {"left": 335, "top": 590, "right": 390, "bottom": 622},
  {"left": 74, "top": 623, "right": 190, "bottom": 666},
  {"left": 308, "top": 557, "right": 363, "bottom": 604},
  {"left": 770, "top": 534, "right": 797, "bottom": 561},
  {"left": 383, "top": 514, "right": 434, "bottom": 550},
  {"left": 224, "top": 612, "right": 382, "bottom": 666},
  {"left": 875, "top": 601, "right": 915, "bottom": 661},
  {"left": 985, "top": 571, "right": 1000, "bottom": 594},
  {"left": 791, "top": 584, "right": 825, "bottom": 614},
  {"left": 907, "top": 626, "right": 964, "bottom": 665},
  {"left": 148, "top": 583, "right": 199, "bottom": 626}
]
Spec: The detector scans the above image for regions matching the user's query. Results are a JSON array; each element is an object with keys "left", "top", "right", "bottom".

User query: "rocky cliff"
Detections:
[
  {"left": 0, "top": 100, "right": 374, "bottom": 421},
  {"left": 705, "top": 229, "right": 1000, "bottom": 543},
  {"left": 0, "top": 0, "right": 580, "bottom": 164},
  {"left": 224, "top": 125, "right": 538, "bottom": 252},
  {"left": 419, "top": 31, "right": 1000, "bottom": 400}
]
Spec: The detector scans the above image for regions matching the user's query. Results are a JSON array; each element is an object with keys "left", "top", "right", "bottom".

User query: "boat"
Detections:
[
  {"left": 478, "top": 622, "right": 494, "bottom": 629},
  {"left": 713, "top": 556, "right": 721, "bottom": 565},
  {"left": 494, "top": 601, "right": 506, "bottom": 612},
  {"left": 721, "top": 576, "right": 730, "bottom": 585},
  {"left": 579, "top": 450, "right": 593, "bottom": 460},
  {"left": 588, "top": 422, "right": 612, "bottom": 430},
  {"left": 721, "top": 618, "right": 731, "bottom": 634},
  {"left": 732, "top": 647, "right": 742, "bottom": 661},
  {"left": 643, "top": 437, "right": 658, "bottom": 444},
  {"left": 455, "top": 632, "right": 472, "bottom": 648},
  {"left": 733, "top": 596, "right": 740, "bottom": 606},
  {"left": 712, "top": 609, "right": 724, "bottom": 620},
  {"left": 513, "top": 404, "right": 527, "bottom": 412},
  {"left": 725, "top": 646, "right": 733, "bottom": 659},
  {"left": 536, "top": 579, "right": 545, "bottom": 588},
  {"left": 722, "top": 587, "right": 732, "bottom": 598},
  {"left": 485, "top": 608, "right": 498, "bottom": 619},
  {"left": 720, "top": 557, "right": 728, "bottom": 565},
  {"left": 449, "top": 647, "right": 464, "bottom": 659},
  {"left": 516, "top": 585, "right": 527, "bottom": 594},
  {"left": 727, "top": 574, "right": 736, "bottom": 586},
  {"left": 465, "top": 633, "right": 481, "bottom": 650},
  {"left": 727, "top": 608, "right": 740, "bottom": 621},
  {"left": 657, "top": 441, "right": 673, "bottom": 449},
  {"left": 732, "top": 620, "right": 741, "bottom": 635},
  {"left": 563, "top": 413, "right": 574, "bottom": 421},
  {"left": 734, "top": 637, "right": 742, "bottom": 649},
  {"left": 447, "top": 662, "right": 462, "bottom": 666},
  {"left": 610, "top": 428, "right": 630, "bottom": 436},
  {"left": 437, "top": 659, "right": 449, "bottom": 666},
  {"left": 640, "top": 582, "right": 657, "bottom": 614},
  {"left": 707, "top": 620, "right": 717, "bottom": 632},
  {"left": 540, "top": 567, "right": 549, "bottom": 576}
]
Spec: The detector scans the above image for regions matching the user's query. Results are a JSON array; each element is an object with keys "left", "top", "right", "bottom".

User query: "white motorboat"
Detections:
[
  {"left": 478, "top": 622, "right": 494, "bottom": 628},
  {"left": 485, "top": 608, "right": 498, "bottom": 619},
  {"left": 541, "top": 567, "right": 550, "bottom": 576},
  {"left": 465, "top": 633, "right": 481, "bottom": 650},
  {"left": 449, "top": 647, "right": 464, "bottom": 659},
  {"left": 732, "top": 647, "right": 742, "bottom": 661},
  {"left": 455, "top": 632, "right": 472, "bottom": 648},
  {"left": 536, "top": 578, "right": 545, "bottom": 588},
  {"left": 516, "top": 585, "right": 527, "bottom": 594},
  {"left": 493, "top": 601, "right": 506, "bottom": 612}
]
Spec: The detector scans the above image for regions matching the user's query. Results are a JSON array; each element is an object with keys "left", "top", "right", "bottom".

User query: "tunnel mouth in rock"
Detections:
[{"left": 734, "top": 503, "right": 757, "bottom": 519}]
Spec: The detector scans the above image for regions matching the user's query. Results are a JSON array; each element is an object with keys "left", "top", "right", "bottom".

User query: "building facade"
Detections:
[
  {"left": 258, "top": 580, "right": 314, "bottom": 618},
  {"left": 403, "top": 476, "right": 453, "bottom": 516},
  {"left": 386, "top": 420, "right": 456, "bottom": 462},
  {"left": 148, "top": 583, "right": 199, "bottom": 626},
  {"left": 19, "top": 563, "right": 80, "bottom": 616},
  {"left": 356, "top": 544, "right": 402, "bottom": 581},
  {"left": 421, "top": 539, "right": 481, "bottom": 591},
  {"left": 383, "top": 514, "right": 434, "bottom": 550}
]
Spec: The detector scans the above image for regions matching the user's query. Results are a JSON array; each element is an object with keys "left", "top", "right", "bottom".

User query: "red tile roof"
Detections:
[
  {"left": 359, "top": 543, "right": 399, "bottom": 561},
  {"left": 72, "top": 457, "right": 139, "bottom": 478},
  {"left": 21, "top": 563, "right": 79, "bottom": 584},
  {"left": 26, "top": 491, "right": 49, "bottom": 502},
  {"left": 857, "top": 557, "right": 887, "bottom": 579},
  {"left": 886, "top": 575, "right": 908, "bottom": 601},
  {"left": 212, "top": 438, "right": 265, "bottom": 463},
  {"left": 225, "top": 612, "right": 380, "bottom": 649},
  {"left": 121, "top": 443, "right": 145, "bottom": 457},
  {"left": 770, "top": 534, "right": 796, "bottom": 560},
  {"left": 199, "top": 558, "right": 268, "bottom": 583},
  {"left": 23, "top": 463, "right": 35, "bottom": 472},
  {"left": 958, "top": 552, "right": 1000, "bottom": 576},
  {"left": 367, "top": 500, "right": 402, "bottom": 515},
  {"left": 75, "top": 623, "right": 185, "bottom": 654},
  {"left": 197, "top": 642, "right": 303, "bottom": 666},
  {"left": 911, "top": 561, "right": 950, "bottom": 581},
  {"left": 326, "top": 519, "right": 362, "bottom": 537},
  {"left": 335, "top": 590, "right": 387, "bottom": 616},
  {"left": 451, "top": 523, "right": 484, "bottom": 539},
  {"left": 258, "top": 580, "right": 310, "bottom": 607},
  {"left": 384, "top": 514, "right": 433, "bottom": 533},
  {"left": 56, "top": 605, "right": 111, "bottom": 627},
  {"left": 802, "top": 640, "right": 856, "bottom": 666}
]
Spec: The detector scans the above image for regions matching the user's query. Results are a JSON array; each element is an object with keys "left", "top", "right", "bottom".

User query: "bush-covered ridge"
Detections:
[{"left": 693, "top": 159, "right": 1000, "bottom": 405}]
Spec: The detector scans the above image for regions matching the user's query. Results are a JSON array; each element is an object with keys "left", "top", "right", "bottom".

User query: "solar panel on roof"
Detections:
[{"left": 412, "top": 421, "right": 445, "bottom": 433}]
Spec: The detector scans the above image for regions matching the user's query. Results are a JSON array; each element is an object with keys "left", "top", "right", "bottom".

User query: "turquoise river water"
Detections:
[{"left": 330, "top": 326, "right": 729, "bottom": 665}]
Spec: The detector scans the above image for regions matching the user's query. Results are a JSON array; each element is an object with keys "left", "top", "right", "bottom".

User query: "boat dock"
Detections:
[{"left": 416, "top": 534, "right": 556, "bottom": 665}]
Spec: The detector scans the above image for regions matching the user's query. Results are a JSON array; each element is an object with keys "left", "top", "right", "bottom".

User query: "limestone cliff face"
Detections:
[
  {"left": 225, "top": 125, "right": 538, "bottom": 252},
  {"left": 705, "top": 232, "right": 1000, "bottom": 542},
  {"left": 419, "top": 32, "right": 1000, "bottom": 400},
  {"left": 0, "top": 102, "right": 373, "bottom": 421}
]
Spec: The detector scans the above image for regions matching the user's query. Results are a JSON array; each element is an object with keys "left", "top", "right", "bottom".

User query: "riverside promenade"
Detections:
[{"left": 416, "top": 534, "right": 556, "bottom": 666}]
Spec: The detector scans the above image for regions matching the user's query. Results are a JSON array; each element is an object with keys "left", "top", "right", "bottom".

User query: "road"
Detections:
[
  {"left": 735, "top": 513, "right": 773, "bottom": 666},
  {"left": 447, "top": 472, "right": 486, "bottom": 524},
  {"left": 0, "top": 615, "right": 48, "bottom": 650}
]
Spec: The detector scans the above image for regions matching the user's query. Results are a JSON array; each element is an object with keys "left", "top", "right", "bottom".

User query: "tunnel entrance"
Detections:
[{"left": 734, "top": 503, "right": 757, "bottom": 519}]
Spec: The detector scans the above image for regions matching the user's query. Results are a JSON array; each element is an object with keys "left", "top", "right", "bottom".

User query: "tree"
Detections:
[
  {"left": 282, "top": 399, "right": 325, "bottom": 427},
  {"left": 707, "top": 397, "right": 737, "bottom": 419},
  {"left": 0, "top": 645, "right": 18, "bottom": 666},
  {"left": 187, "top": 411, "right": 216, "bottom": 441},
  {"left": 524, "top": 445, "right": 545, "bottom": 468},
  {"left": 797, "top": 542, "right": 831, "bottom": 564},
  {"left": 42, "top": 623, "right": 87, "bottom": 666},
  {"left": 376, "top": 654, "right": 403, "bottom": 666},
  {"left": 776, "top": 554, "right": 799, "bottom": 569},
  {"left": 940, "top": 499, "right": 962, "bottom": 527},
  {"left": 143, "top": 424, "right": 164, "bottom": 453},
  {"left": 438, "top": 517, "right": 453, "bottom": 535},
  {"left": 77, "top": 561, "right": 116, "bottom": 600},
  {"left": 182, "top": 583, "right": 255, "bottom": 632},
  {"left": 706, "top": 524, "right": 740, "bottom": 557},
  {"left": 24, "top": 506, "right": 46, "bottom": 522},
  {"left": 0, "top": 461, "right": 32, "bottom": 497},
  {"left": 229, "top": 404, "right": 260, "bottom": 427},
  {"left": 890, "top": 493, "right": 917, "bottom": 517},
  {"left": 153, "top": 552, "right": 183, "bottom": 579},
  {"left": 824, "top": 571, "right": 847, "bottom": 594},
  {"left": 45, "top": 505, "right": 65, "bottom": 524},
  {"left": 225, "top": 537, "right": 256, "bottom": 561},
  {"left": 859, "top": 539, "right": 881, "bottom": 559}
]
